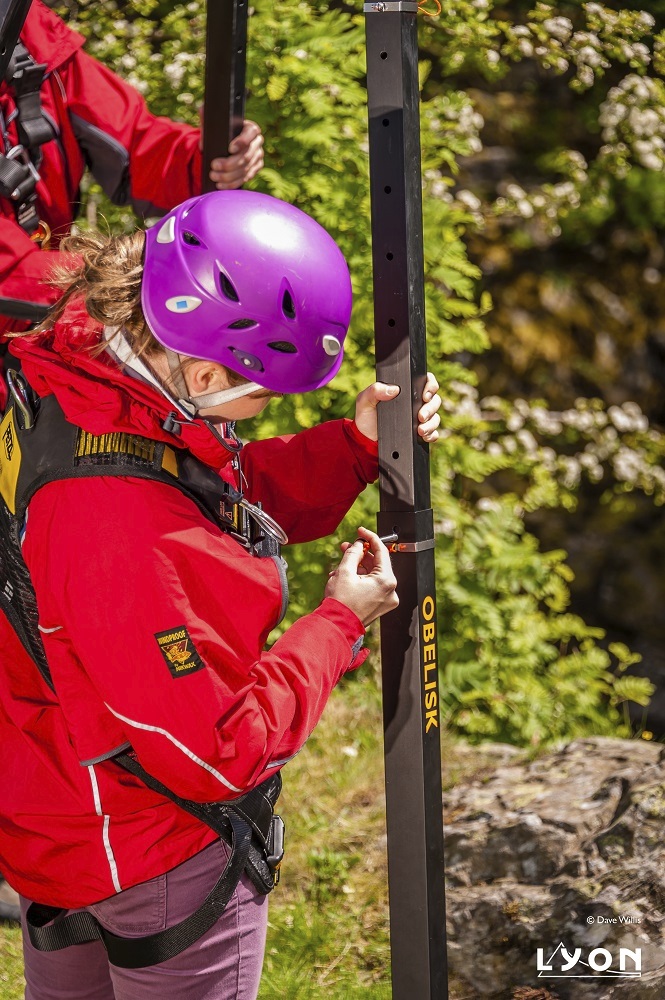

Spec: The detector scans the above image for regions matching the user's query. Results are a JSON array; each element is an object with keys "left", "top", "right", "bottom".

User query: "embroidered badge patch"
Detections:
[{"left": 155, "top": 626, "right": 205, "bottom": 679}]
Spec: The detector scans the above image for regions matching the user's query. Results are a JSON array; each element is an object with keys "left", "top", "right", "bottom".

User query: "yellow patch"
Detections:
[{"left": 0, "top": 408, "right": 21, "bottom": 515}]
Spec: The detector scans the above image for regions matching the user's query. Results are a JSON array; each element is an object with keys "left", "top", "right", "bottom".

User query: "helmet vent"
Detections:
[
  {"left": 268, "top": 341, "right": 298, "bottom": 354},
  {"left": 220, "top": 273, "right": 240, "bottom": 302},
  {"left": 228, "top": 319, "right": 258, "bottom": 330},
  {"left": 182, "top": 231, "right": 202, "bottom": 246},
  {"left": 282, "top": 289, "right": 296, "bottom": 319}
]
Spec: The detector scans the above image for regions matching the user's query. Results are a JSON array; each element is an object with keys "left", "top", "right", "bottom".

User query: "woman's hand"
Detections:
[
  {"left": 325, "top": 527, "right": 399, "bottom": 627},
  {"left": 353, "top": 372, "right": 442, "bottom": 443},
  {"left": 199, "top": 116, "right": 265, "bottom": 189}
]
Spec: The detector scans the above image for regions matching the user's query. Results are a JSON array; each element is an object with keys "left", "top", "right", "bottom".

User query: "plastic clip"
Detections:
[{"left": 162, "top": 412, "right": 182, "bottom": 436}]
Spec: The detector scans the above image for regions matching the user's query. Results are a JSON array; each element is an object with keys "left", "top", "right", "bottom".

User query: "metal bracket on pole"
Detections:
[
  {"left": 364, "top": 3, "right": 419, "bottom": 12},
  {"left": 202, "top": 0, "right": 248, "bottom": 193},
  {"left": 364, "top": 3, "right": 448, "bottom": 998}
]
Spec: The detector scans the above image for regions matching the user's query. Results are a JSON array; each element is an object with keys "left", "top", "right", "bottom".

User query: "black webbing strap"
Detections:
[
  {"left": 115, "top": 750, "right": 277, "bottom": 849},
  {"left": 0, "top": 296, "right": 49, "bottom": 322},
  {"left": 8, "top": 43, "right": 52, "bottom": 152},
  {"left": 1, "top": 41, "right": 53, "bottom": 234},
  {"left": 26, "top": 813, "right": 252, "bottom": 968}
]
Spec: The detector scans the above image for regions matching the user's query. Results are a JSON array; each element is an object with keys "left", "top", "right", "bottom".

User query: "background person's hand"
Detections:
[
  {"left": 325, "top": 526, "right": 399, "bottom": 627},
  {"left": 353, "top": 372, "right": 442, "bottom": 443},
  {"left": 199, "top": 115, "right": 265, "bottom": 189}
]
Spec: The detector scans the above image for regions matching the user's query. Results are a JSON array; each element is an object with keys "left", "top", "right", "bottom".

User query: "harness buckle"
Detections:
[
  {"left": 6, "top": 369, "right": 36, "bottom": 430},
  {"left": 266, "top": 815, "right": 285, "bottom": 883}
]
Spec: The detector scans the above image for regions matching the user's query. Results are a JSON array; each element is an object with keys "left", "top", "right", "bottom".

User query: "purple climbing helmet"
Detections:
[{"left": 141, "top": 190, "right": 352, "bottom": 394}]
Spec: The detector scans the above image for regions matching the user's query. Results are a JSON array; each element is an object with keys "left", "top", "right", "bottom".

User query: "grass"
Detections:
[{"left": 0, "top": 674, "right": 487, "bottom": 998}]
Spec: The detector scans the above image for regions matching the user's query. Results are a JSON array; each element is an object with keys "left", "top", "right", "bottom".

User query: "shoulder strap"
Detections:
[
  {"left": 0, "top": 41, "right": 54, "bottom": 236},
  {"left": 0, "top": 381, "right": 247, "bottom": 694},
  {"left": 1, "top": 384, "right": 243, "bottom": 527}
]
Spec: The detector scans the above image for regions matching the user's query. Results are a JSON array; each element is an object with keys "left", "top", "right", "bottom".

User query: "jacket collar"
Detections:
[
  {"left": 9, "top": 300, "right": 237, "bottom": 473},
  {"left": 20, "top": 1, "right": 85, "bottom": 75}
]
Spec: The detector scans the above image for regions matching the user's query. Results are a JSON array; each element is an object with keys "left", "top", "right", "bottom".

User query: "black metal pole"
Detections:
[
  {"left": 364, "top": 3, "right": 448, "bottom": 997},
  {"left": 0, "top": 0, "right": 31, "bottom": 81},
  {"left": 202, "top": 0, "right": 248, "bottom": 193}
]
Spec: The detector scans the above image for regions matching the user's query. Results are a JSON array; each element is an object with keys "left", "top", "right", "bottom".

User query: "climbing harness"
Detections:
[{"left": 0, "top": 368, "right": 287, "bottom": 967}]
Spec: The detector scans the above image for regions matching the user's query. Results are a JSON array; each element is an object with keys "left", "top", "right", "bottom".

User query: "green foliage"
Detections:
[
  {"left": 435, "top": 487, "right": 654, "bottom": 745},
  {"left": 55, "top": 0, "right": 660, "bottom": 748}
]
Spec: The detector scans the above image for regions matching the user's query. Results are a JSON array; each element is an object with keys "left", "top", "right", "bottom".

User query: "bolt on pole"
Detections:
[{"left": 364, "top": 3, "right": 448, "bottom": 997}]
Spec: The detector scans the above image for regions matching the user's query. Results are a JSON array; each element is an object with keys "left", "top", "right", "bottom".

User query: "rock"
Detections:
[{"left": 444, "top": 737, "right": 665, "bottom": 998}]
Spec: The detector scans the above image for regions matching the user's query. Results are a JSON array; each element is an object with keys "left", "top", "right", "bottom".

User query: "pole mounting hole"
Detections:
[
  {"left": 384, "top": 185, "right": 391, "bottom": 194},
  {"left": 380, "top": 51, "right": 388, "bottom": 60},
  {"left": 386, "top": 252, "right": 393, "bottom": 261},
  {"left": 392, "top": 451, "right": 400, "bottom": 460},
  {"left": 382, "top": 118, "right": 389, "bottom": 127},
  {"left": 388, "top": 319, "right": 395, "bottom": 327}
]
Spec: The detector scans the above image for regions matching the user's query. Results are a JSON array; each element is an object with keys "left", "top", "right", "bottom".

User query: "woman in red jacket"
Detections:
[{"left": 0, "top": 190, "right": 441, "bottom": 999}]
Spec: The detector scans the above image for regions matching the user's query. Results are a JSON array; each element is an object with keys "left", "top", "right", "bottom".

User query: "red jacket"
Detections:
[
  {"left": 0, "top": 303, "right": 377, "bottom": 907},
  {"left": 0, "top": 1, "right": 202, "bottom": 332}
]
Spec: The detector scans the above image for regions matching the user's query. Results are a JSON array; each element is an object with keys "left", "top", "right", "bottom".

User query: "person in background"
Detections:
[{"left": 0, "top": 0, "right": 263, "bottom": 335}]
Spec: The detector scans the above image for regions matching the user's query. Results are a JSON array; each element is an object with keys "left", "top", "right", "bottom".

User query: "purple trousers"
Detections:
[{"left": 20, "top": 839, "right": 268, "bottom": 1000}]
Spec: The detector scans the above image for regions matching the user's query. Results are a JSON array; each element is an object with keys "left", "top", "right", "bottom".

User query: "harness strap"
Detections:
[
  {"left": 7, "top": 43, "right": 53, "bottom": 153},
  {"left": 1, "top": 42, "right": 54, "bottom": 235},
  {"left": 26, "top": 813, "right": 253, "bottom": 968}
]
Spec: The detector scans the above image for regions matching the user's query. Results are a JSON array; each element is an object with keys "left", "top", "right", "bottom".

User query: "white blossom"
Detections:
[
  {"left": 543, "top": 17, "right": 573, "bottom": 44},
  {"left": 477, "top": 497, "right": 501, "bottom": 512},
  {"left": 457, "top": 189, "right": 482, "bottom": 211}
]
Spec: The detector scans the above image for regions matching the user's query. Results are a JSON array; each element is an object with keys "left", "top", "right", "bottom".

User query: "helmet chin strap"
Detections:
[
  {"left": 104, "top": 328, "right": 261, "bottom": 414},
  {"left": 164, "top": 348, "right": 261, "bottom": 409}
]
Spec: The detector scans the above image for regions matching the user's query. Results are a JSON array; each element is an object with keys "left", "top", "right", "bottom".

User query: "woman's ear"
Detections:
[{"left": 184, "top": 361, "right": 230, "bottom": 397}]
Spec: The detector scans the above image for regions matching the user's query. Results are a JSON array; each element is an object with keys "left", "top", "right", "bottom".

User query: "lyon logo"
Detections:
[{"left": 537, "top": 942, "right": 641, "bottom": 979}]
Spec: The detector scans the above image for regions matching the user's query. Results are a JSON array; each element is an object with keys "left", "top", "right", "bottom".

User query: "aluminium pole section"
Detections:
[
  {"left": 0, "top": 0, "right": 31, "bottom": 80},
  {"left": 364, "top": 3, "right": 448, "bottom": 998},
  {"left": 202, "top": 0, "right": 248, "bottom": 193}
]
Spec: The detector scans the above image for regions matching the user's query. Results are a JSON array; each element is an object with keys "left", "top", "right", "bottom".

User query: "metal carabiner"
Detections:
[
  {"left": 6, "top": 368, "right": 35, "bottom": 429},
  {"left": 238, "top": 498, "right": 289, "bottom": 546}
]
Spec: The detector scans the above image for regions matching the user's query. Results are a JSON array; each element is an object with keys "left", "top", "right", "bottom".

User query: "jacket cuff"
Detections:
[{"left": 312, "top": 597, "right": 365, "bottom": 651}]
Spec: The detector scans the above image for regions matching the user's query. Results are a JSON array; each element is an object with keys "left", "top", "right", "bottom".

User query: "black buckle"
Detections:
[
  {"left": 162, "top": 411, "right": 182, "bottom": 435},
  {"left": 0, "top": 146, "right": 38, "bottom": 201},
  {"left": 266, "top": 815, "right": 285, "bottom": 883}
]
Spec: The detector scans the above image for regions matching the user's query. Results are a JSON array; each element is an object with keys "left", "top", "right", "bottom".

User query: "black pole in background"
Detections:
[
  {"left": 202, "top": 0, "right": 248, "bottom": 193},
  {"left": 364, "top": 3, "right": 448, "bottom": 997},
  {"left": 0, "top": 0, "right": 31, "bottom": 80}
]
